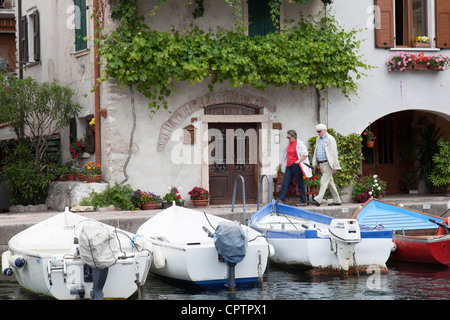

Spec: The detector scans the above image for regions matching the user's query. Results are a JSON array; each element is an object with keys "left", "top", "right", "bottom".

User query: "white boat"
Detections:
[
  {"left": 1, "top": 208, "right": 152, "bottom": 300},
  {"left": 249, "top": 201, "right": 393, "bottom": 274},
  {"left": 137, "top": 205, "right": 272, "bottom": 288}
]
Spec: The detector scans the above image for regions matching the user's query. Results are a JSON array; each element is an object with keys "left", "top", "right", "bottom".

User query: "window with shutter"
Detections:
[
  {"left": 375, "top": 0, "right": 395, "bottom": 48},
  {"left": 32, "top": 10, "right": 40, "bottom": 61},
  {"left": 248, "top": 0, "right": 278, "bottom": 37},
  {"left": 436, "top": 0, "right": 450, "bottom": 48},
  {"left": 19, "top": 15, "right": 28, "bottom": 62},
  {"left": 74, "top": 0, "right": 88, "bottom": 51}
]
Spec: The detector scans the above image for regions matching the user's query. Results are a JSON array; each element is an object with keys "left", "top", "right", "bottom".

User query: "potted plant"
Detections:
[
  {"left": 305, "top": 168, "right": 321, "bottom": 194},
  {"left": 163, "top": 187, "right": 184, "bottom": 208},
  {"left": 70, "top": 138, "right": 86, "bottom": 159},
  {"left": 386, "top": 52, "right": 449, "bottom": 72},
  {"left": 363, "top": 127, "right": 376, "bottom": 148},
  {"left": 429, "top": 138, "right": 450, "bottom": 195},
  {"left": 352, "top": 174, "right": 386, "bottom": 203},
  {"left": 276, "top": 163, "right": 283, "bottom": 179},
  {"left": 133, "top": 190, "right": 161, "bottom": 210},
  {"left": 83, "top": 162, "right": 102, "bottom": 182},
  {"left": 401, "top": 167, "right": 420, "bottom": 194},
  {"left": 412, "top": 36, "right": 430, "bottom": 48},
  {"left": 188, "top": 186, "right": 210, "bottom": 207}
]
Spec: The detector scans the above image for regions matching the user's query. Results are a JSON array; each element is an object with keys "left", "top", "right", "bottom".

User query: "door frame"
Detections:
[{"left": 200, "top": 114, "right": 271, "bottom": 203}]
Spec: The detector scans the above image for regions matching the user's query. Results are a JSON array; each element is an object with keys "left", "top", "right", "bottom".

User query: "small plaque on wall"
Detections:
[{"left": 272, "top": 122, "right": 282, "bottom": 130}]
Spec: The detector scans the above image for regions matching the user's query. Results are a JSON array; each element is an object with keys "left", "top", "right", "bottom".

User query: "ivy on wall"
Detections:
[{"left": 97, "top": 0, "right": 370, "bottom": 114}]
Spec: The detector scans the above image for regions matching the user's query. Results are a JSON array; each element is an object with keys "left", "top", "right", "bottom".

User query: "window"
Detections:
[
  {"left": 74, "top": 0, "right": 87, "bottom": 51},
  {"left": 375, "top": 0, "right": 450, "bottom": 48},
  {"left": 19, "top": 9, "right": 40, "bottom": 63},
  {"left": 248, "top": 0, "right": 278, "bottom": 36},
  {"left": 395, "top": 0, "right": 427, "bottom": 46}
]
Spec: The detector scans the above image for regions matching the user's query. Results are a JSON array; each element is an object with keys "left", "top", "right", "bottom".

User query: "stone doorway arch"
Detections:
[{"left": 157, "top": 90, "right": 276, "bottom": 152}]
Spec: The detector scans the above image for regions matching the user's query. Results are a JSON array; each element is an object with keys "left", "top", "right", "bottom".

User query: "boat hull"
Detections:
[
  {"left": 151, "top": 241, "right": 268, "bottom": 288},
  {"left": 252, "top": 228, "right": 392, "bottom": 274},
  {"left": 391, "top": 235, "right": 450, "bottom": 266},
  {"left": 138, "top": 205, "right": 270, "bottom": 288},
  {"left": 353, "top": 199, "right": 450, "bottom": 267},
  {"left": 250, "top": 202, "right": 393, "bottom": 274},
  {"left": 8, "top": 252, "right": 151, "bottom": 299},
  {"left": 3, "top": 209, "right": 152, "bottom": 300}
]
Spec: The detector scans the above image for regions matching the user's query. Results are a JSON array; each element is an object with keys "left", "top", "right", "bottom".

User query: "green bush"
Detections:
[
  {"left": 80, "top": 183, "right": 138, "bottom": 210},
  {"left": 1, "top": 143, "right": 56, "bottom": 205},
  {"left": 429, "top": 138, "right": 450, "bottom": 188}
]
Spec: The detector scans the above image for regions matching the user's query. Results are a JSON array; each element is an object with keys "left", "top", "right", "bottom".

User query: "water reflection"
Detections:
[{"left": 1, "top": 263, "right": 449, "bottom": 300}]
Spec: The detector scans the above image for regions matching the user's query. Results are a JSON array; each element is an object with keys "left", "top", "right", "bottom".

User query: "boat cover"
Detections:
[
  {"left": 79, "top": 222, "right": 120, "bottom": 269},
  {"left": 354, "top": 199, "right": 442, "bottom": 231},
  {"left": 214, "top": 221, "right": 247, "bottom": 266}
]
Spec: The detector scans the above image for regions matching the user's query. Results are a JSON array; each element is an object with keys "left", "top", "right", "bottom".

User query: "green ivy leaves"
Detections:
[{"left": 99, "top": 0, "right": 371, "bottom": 114}]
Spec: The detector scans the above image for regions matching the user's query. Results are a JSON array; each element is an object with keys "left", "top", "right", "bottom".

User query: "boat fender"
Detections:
[
  {"left": 391, "top": 241, "right": 397, "bottom": 252},
  {"left": 1, "top": 251, "right": 13, "bottom": 276},
  {"left": 437, "top": 217, "right": 450, "bottom": 236},
  {"left": 268, "top": 244, "right": 275, "bottom": 257},
  {"left": 152, "top": 245, "right": 166, "bottom": 269},
  {"left": 10, "top": 255, "right": 26, "bottom": 269}
]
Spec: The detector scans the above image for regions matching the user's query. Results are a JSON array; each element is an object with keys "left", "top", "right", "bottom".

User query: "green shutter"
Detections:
[
  {"left": 74, "top": 0, "right": 87, "bottom": 51},
  {"left": 248, "top": 0, "right": 278, "bottom": 37}
]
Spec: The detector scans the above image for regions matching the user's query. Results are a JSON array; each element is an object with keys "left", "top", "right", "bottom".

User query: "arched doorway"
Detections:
[{"left": 362, "top": 110, "right": 450, "bottom": 194}]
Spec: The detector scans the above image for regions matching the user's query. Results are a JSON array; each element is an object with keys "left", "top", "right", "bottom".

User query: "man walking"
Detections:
[{"left": 311, "top": 124, "right": 341, "bottom": 206}]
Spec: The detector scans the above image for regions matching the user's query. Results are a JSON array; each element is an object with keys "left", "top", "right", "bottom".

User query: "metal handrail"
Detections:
[
  {"left": 231, "top": 175, "right": 246, "bottom": 224},
  {"left": 257, "top": 175, "right": 272, "bottom": 210}
]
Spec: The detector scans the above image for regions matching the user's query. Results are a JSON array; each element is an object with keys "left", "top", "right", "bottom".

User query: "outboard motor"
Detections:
[
  {"left": 78, "top": 222, "right": 119, "bottom": 300},
  {"left": 213, "top": 221, "right": 248, "bottom": 291},
  {"left": 328, "top": 219, "right": 361, "bottom": 272}
]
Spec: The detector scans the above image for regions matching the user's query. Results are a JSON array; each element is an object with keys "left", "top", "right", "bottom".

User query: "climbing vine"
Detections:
[{"left": 97, "top": 0, "right": 370, "bottom": 114}]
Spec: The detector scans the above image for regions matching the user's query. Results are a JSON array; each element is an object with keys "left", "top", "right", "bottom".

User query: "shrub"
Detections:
[{"left": 80, "top": 183, "right": 137, "bottom": 210}]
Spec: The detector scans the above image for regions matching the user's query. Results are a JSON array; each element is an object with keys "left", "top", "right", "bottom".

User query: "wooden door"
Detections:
[
  {"left": 362, "top": 112, "right": 413, "bottom": 194},
  {"left": 208, "top": 123, "right": 259, "bottom": 205}
]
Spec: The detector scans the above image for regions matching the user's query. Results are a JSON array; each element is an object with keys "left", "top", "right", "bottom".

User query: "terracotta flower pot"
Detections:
[
  {"left": 84, "top": 175, "right": 101, "bottom": 183},
  {"left": 142, "top": 202, "right": 158, "bottom": 210},
  {"left": 192, "top": 199, "right": 209, "bottom": 207},
  {"left": 412, "top": 42, "right": 430, "bottom": 48},
  {"left": 366, "top": 141, "right": 375, "bottom": 148}
]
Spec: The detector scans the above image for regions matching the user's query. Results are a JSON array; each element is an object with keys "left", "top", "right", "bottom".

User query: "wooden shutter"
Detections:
[
  {"left": 436, "top": 0, "right": 450, "bottom": 48},
  {"left": 20, "top": 16, "right": 28, "bottom": 62},
  {"left": 74, "top": 0, "right": 88, "bottom": 51},
  {"left": 32, "top": 10, "right": 40, "bottom": 61},
  {"left": 374, "top": 0, "right": 394, "bottom": 48},
  {"left": 248, "top": 0, "right": 278, "bottom": 37}
]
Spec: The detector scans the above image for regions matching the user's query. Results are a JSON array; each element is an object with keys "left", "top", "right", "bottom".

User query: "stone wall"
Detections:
[{"left": 46, "top": 181, "right": 108, "bottom": 211}]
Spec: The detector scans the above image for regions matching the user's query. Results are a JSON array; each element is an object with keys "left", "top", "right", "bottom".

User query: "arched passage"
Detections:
[{"left": 361, "top": 110, "right": 449, "bottom": 194}]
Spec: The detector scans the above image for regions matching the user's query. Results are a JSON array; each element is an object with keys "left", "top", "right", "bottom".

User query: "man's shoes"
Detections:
[
  {"left": 311, "top": 200, "right": 321, "bottom": 206},
  {"left": 276, "top": 199, "right": 284, "bottom": 204},
  {"left": 296, "top": 202, "right": 307, "bottom": 207},
  {"left": 328, "top": 202, "right": 342, "bottom": 206}
]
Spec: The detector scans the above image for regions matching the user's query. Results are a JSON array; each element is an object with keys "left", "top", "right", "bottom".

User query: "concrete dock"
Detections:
[{"left": 1, "top": 194, "right": 448, "bottom": 253}]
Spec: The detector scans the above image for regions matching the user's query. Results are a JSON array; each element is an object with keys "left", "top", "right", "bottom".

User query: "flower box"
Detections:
[
  {"left": 387, "top": 52, "right": 449, "bottom": 72},
  {"left": 412, "top": 42, "right": 430, "bottom": 48}
]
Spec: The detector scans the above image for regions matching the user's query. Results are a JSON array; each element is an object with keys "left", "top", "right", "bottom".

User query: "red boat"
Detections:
[{"left": 352, "top": 199, "right": 450, "bottom": 266}]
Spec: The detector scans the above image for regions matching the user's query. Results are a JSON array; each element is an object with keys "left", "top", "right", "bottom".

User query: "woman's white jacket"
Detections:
[{"left": 280, "top": 140, "right": 312, "bottom": 178}]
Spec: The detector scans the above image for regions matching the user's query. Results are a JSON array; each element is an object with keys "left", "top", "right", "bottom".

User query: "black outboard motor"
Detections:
[
  {"left": 213, "top": 221, "right": 248, "bottom": 290},
  {"left": 78, "top": 222, "right": 119, "bottom": 300}
]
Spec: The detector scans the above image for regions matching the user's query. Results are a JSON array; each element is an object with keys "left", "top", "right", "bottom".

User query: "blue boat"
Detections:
[
  {"left": 250, "top": 201, "right": 393, "bottom": 274},
  {"left": 352, "top": 199, "right": 450, "bottom": 266}
]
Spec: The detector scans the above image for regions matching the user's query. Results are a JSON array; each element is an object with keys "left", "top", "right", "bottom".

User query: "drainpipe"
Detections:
[
  {"left": 93, "top": 0, "right": 101, "bottom": 166},
  {"left": 18, "top": 0, "right": 23, "bottom": 79}
]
